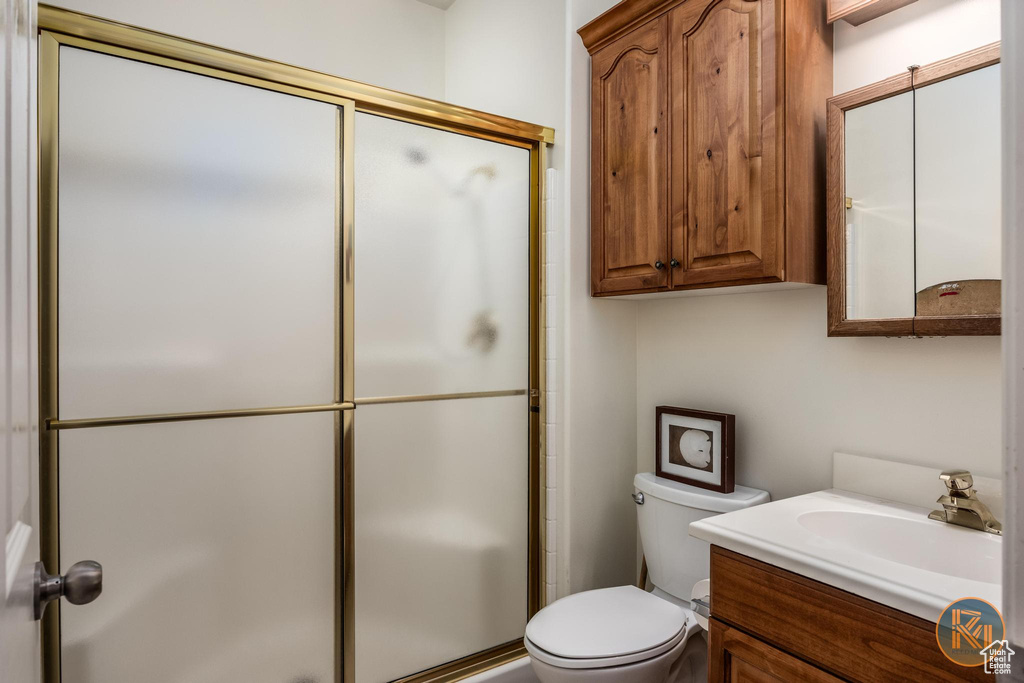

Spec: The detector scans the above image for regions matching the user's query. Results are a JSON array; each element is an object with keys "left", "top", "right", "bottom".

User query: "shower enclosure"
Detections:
[{"left": 37, "top": 7, "right": 549, "bottom": 683}]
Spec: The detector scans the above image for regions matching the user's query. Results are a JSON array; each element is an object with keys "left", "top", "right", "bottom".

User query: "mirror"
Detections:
[
  {"left": 915, "top": 64, "right": 1001, "bottom": 317},
  {"left": 843, "top": 91, "right": 915, "bottom": 320},
  {"left": 827, "top": 44, "right": 1001, "bottom": 337}
]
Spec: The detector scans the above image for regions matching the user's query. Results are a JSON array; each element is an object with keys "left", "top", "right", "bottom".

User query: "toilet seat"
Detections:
[
  {"left": 525, "top": 625, "right": 690, "bottom": 669},
  {"left": 524, "top": 586, "right": 694, "bottom": 670}
]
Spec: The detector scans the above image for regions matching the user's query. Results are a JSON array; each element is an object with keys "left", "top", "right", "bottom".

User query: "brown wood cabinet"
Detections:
[
  {"left": 579, "top": 0, "right": 832, "bottom": 297},
  {"left": 709, "top": 546, "right": 988, "bottom": 682}
]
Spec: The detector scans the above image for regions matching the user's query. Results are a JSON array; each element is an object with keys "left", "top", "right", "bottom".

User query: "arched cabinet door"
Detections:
[
  {"left": 669, "top": 0, "right": 783, "bottom": 287},
  {"left": 580, "top": 0, "right": 829, "bottom": 296},
  {"left": 590, "top": 18, "right": 670, "bottom": 295}
]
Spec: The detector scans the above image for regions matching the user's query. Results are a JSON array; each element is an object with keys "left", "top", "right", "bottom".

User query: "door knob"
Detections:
[
  {"left": 670, "top": 259, "right": 680, "bottom": 268},
  {"left": 654, "top": 260, "right": 665, "bottom": 270},
  {"left": 34, "top": 560, "right": 103, "bottom": 620}
]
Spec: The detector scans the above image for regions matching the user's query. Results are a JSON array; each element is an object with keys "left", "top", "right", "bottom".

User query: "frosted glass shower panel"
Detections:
[
  {"left": 354, "top": 113, "right": 530, "bottom": 397},
  {"left": 354, "top": 397, "right": 529, "bottom": 682},
  {"left": 59, "top": 412, "right": 336, "bottom": 683},
  {"left": 58, "top": 47, "right": 337, "bottom": 418}
]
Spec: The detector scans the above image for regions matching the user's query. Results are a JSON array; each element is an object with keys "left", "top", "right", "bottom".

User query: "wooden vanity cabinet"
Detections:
[
  {"left": 580, "top": 0, "right": 832, "bottom": 297},
  {"left": 709, "top": 622, "right": 844, "bottom": 682},
  {"left": 708, "top": 546, "right": 988, "bottom": 683}
]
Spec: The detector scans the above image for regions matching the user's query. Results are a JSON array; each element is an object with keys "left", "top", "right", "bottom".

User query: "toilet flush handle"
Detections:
[
  {"left": 631, "top": 492, "right": 644, "bottom": 505},
  {"left": 690, "top": 596, "right": 711, "bottom": 620}
]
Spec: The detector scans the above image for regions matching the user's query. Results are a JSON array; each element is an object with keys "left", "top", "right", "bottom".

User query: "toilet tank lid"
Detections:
[{"left": 634, "top": 472, "right": 769, "bottom": 512}]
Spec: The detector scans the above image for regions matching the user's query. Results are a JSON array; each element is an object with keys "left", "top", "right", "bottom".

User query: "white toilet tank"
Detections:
[{"left": 634, "top": 472, "right": 769, "bottom": 603}]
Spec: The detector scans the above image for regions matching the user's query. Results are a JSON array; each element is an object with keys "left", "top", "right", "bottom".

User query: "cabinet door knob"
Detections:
[
  {"left": 654, "top": 260, "right": 664, "bottom": 270},
  {"left": 670, "top": 259, "right": 680, "bottom": 268}
]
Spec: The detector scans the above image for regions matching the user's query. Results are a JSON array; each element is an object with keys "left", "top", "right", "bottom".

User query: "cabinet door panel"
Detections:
[
  {"left": 591, "top": 19, "right": 669, "bottom": 294},
  {"left": 708, "top": 619, "right": 843, "bottom": 683},
  {"left": 671, "top": 0, "right": 781, "bottom": 287}
]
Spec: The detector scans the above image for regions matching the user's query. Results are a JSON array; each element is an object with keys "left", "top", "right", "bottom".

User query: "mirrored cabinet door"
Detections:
[
  {"left": 843, "top": 92, "right": 915, "bottom": 321},
  {"left": 827, "top": 43, "right": 1001, "bottom": 337},
  {"left": 915, "top": 63, "right": 1001, "bottom": 319}
]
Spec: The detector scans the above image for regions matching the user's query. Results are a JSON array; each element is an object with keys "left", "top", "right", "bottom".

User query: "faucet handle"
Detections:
[{"left": 939, "top": 469, "right": 974, "bottom": 492}]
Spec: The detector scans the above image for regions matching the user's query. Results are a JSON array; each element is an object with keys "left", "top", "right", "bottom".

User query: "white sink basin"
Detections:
[
  {"left": 689, "top": 489, "right": 1002, "bottom": 622},
  {"left": 796, "top": 509, "right": 1002, "bottom": 584}
]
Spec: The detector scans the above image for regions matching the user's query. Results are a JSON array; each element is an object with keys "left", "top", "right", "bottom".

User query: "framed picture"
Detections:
[{"left": 655, "top": 406, "right": 735, "bottom": 493}]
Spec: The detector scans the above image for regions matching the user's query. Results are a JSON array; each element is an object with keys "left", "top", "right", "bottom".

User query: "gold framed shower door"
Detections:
[{"left": 37, "top": 6, "right": 551, "bottom": 682}]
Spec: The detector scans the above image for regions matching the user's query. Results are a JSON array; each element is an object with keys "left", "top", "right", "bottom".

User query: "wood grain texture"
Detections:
[
  {"left": 913, "top": 315, "right": 1001, "bottom": 337},
  {"left": 914, "top": 42, "right": 1000, "bottom": 88},
  {"left": 711, "top": 546, "right": 989, "bottom": 682},
  {"left": 579, "top": 0, "right": 690, "bottom": 54},
  {"left": 685, "top": 0, "right": 768, "bottom": 279},
  {"left": 829, "top": 317, "right": 916, "bottom": 337},
  {"left": 655, "top": 405, "right": 735, "bottom": 492},
  {"left": 783, "top": 0, "right": 832, "bottom": 285},
  {"left": 827, "top": 0, "right": 918, "bottom": 26},
  {"left": 826, "top": 43, "right": 1001, "bottom": 336},
  {"left": 590, "top": 19, "right": 670, "bottom": 295},
  {"left": 668, "top": 0, "right": 787, "bottom": 287},
  {"left": 708, "top": 619, "right": 844, "bottom": 682},
  {"left": 584, "top": 0, "right": 830, "bottom": 296},
  {"left": 591, "top": 273, "right": 788, "bottom": 296}
]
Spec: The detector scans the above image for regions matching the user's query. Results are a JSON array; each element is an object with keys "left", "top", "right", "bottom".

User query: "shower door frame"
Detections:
[{"left": 36, "top": 6, "right": 551, "bottom": 683}]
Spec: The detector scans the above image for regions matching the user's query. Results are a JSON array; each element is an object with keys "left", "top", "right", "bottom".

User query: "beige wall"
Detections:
[
  {"left": 834, "top": 0, "right": 1000, "bottom": 93},
  {"left": 635, "top": 0, "right": 1003, "bottom": 521},
  {"left": 47, "top": 0, "right": 449, "bottom": 100},
  {"left": 637, "top": 289, "right": 1001, "bottom": 501},
  {"left": 444, "top": 0, "right": 565, "bottom": 130},
  {"left": 562, "top": 0, "right": 641, "bottom": 597},
  {"left": 1001, "top": 0, "right": 1024, "bottom": 651}
]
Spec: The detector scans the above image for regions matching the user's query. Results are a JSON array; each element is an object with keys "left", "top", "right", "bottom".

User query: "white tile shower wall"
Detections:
[{"left": 544, "top": 166, "right": 560, "bottom": 604}]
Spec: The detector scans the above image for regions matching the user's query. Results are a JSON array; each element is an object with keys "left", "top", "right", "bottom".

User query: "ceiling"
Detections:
[{"left": 412, "top": 0, "right": 458, "bottom": 9}]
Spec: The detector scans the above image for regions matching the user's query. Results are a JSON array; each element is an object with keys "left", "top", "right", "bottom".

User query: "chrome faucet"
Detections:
[{"left": 927, "top": 470, "right": 1002, "bottom": 535}]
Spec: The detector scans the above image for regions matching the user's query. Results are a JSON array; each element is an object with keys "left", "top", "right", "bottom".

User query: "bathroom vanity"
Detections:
[
  {"left": 690, "top": 490, "right": 1001, "bottom": 682},
  {"left": 708, "top": 548, "right": 985, "bottom": 682}
]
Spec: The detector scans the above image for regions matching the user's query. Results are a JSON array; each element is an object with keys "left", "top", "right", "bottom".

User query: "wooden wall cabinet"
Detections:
[
  {"left": 579, "top": 0, "right": 832, "bottom": 297},
  {"left": 709, "top": 546, "right": 988, "bottom": 682}
]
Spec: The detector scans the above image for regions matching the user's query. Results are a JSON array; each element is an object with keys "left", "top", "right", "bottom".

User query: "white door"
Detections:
[{"left": 0, "top": 0, "right": 41, "bottom": 682}]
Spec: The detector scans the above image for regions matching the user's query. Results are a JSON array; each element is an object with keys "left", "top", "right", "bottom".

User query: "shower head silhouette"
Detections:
[{"left": 405, "top": 147, "right": 429, "bottom": 165}]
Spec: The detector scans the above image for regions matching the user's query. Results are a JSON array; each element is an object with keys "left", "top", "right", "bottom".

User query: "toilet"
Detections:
[{"left": 524, "top": 472, "right": 769, "bottom": 682}]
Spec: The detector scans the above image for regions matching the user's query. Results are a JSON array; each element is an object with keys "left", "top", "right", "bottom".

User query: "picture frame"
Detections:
[{"left": 655, "top": 406, "right": 735, "bottom": 493}]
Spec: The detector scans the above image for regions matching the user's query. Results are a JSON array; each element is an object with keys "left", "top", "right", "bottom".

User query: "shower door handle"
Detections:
[{"left": 34, "top": 560, "right": 103, "bottom": 620}]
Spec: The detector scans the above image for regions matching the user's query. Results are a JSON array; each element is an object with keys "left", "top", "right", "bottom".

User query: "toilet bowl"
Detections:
[
  {"left": 524, "top": 586, "right": 705, "bottom": 683},
  {"left": 525, "top": 473, "right": 769, "bottom": 682}
]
